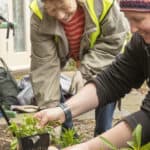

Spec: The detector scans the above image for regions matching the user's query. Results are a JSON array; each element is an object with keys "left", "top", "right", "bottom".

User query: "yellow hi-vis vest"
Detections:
[{"left": 30, "top": 0, "right": 114, "bottom": 48}]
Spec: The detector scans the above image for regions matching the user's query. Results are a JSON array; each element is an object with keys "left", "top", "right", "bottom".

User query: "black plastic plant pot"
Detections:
[{"left": 18, "top": 133, "right": 50, "bottom": 150}]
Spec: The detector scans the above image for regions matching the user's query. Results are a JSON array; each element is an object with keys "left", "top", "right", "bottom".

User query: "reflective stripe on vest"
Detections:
[
  {"left": 87, "top": 0, "right": 114, "bottom": 48},
  {"left": 30, "top": 0, "right": 43, "bottom": 20},
  {"left": 30, "top": 0, "right": 114, "bottom": 48}
]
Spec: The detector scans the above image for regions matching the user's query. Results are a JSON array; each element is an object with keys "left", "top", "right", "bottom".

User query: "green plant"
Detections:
[
  {"left": 8, "top": 115, "right": 81, "bottom": 150},
  {"left": 9, "top": 115, "right": 56, "bottom": 150},
  {"left": 58, "top": 128, "right": 81, "bottom": 148},
  {"left": 10, "top": 138, "right": 18, "bottom": 150},
  {"left": 99, "top": 124, "right": 150, "bottom": 150},
  {"left": 9, "top": 115, "right": 56, "bottom": 138}
]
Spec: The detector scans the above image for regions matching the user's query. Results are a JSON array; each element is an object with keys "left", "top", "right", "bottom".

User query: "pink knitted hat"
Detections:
[{"left": 120, "top": 0, "right": 150, "bottom": 12}]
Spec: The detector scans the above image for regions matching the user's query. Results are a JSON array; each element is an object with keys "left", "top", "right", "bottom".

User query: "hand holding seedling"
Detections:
[
  {"left": 9, "top": 115, "right": 80, "bottom": 150},
  {"left": 34, "top": 107, "right": 66, "bottom": 127}
]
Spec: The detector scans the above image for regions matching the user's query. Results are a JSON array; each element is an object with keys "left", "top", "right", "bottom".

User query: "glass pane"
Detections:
[
  {"left": 13, "top": 0, "right": 25, "bottom": 52},
  {"left": 0, "top": 0, "right": 8, "bottom": 19}
]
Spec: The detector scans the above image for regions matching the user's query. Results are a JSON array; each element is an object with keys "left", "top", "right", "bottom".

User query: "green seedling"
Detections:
[
  {"left": 8, "top": 115, "right": 81, "bottom": 150},
  {"left": 58, "top": 128, "right": 81, "bottom": 148},
  {"left": 8, "top": 115, "right": 56, "bottom": 138},
  {"left": 8, "top": 115, "right": 56, "bottom": 150}
]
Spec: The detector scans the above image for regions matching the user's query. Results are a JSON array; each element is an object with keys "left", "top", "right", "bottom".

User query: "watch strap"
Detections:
[{"left": 57, "top": 103, "right": 72, "bottom": 121}]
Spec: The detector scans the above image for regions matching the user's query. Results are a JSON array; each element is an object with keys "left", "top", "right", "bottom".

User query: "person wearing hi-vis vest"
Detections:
[{"left": 30, "top": 0, "right": 130, "bottom": 136}]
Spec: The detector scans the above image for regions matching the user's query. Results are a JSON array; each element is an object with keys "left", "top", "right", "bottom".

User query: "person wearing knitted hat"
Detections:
[{"left": 35, "top": 0, "right": 150, "bottom": 149}]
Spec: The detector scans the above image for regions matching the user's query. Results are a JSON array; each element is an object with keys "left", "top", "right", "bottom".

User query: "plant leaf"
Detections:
[
  {"left": 120, "top": 148, "right": 132, "bottom": 150},
  {"left": 141, "top": 142, "right": 150, "bottom": 150},
  {"left": 132, "top": 124, "right": 142, "bottom": 149},
  {"left": 10, "top": 137, "right": 18, "bottom": 150},
  {"left": 126, "top": 141, "right": 136, "bottom": 149},
  {"left": 99, "top": 136, "right": 117, "bottom": 150}
]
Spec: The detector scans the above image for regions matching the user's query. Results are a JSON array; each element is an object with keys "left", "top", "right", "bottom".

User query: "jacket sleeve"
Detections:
[
  {"left": 79, "top": 1, "right": 130, "bottom": 80},
  {"left": 92, "top": 34, "right": 145, "bottom": 106},
  {"left": 30, "top": 14, "right": 61, "bottom": 107},
  {"left": 89, "top": 34, "right": 150, "bottom": 145}
]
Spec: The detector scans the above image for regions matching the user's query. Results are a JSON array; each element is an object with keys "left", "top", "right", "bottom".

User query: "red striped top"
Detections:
[{"left": 61, "top": 7, "right": 85, "bottom": 61}]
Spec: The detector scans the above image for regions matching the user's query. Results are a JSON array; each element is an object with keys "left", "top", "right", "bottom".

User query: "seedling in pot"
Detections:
[
  {"left": 8, "top": 115, "right": 60, "bottom": 150},
  {"left": 9, "top": 115, "right": 81, "bottom": 150}
]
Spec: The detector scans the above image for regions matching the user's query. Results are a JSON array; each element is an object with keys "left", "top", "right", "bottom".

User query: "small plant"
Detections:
[
  {"left": 58, "top": 128, "right": 81, "bottom": 148},
  {"left": 9, "top": 115, "right": 57, "bottom": 150},
  {"left": 100, "top": 124, "right": 150, "bottom": 150},
  {"left": 8, "top": 115, "right": 81, "bottom": 150},
  {"left": 9, "top": 115, "right": 56, "bottom": 138}
]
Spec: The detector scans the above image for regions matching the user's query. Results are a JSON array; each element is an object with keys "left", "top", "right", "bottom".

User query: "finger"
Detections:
[
  {"left": 34, "top": 112, "right": 41, "bottom": 119},
  {"left": 34, "top": 111, "right": 45, "bottom": 121},
  {"left": 40, "top": 115, "right": 50, "bottom": 126}
]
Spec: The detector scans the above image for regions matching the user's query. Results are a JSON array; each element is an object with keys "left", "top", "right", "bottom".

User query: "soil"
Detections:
[
  {"left": 0, "top": 125, "right": 12, "bottom": 150},
  {"left": 0, "top": 83, "right": 148, "bottom": 150}
]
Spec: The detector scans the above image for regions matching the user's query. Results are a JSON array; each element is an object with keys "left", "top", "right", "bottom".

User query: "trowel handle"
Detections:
[
  {"left": 0, "top": 105, "right": 11, "bottom": 126},
  {"left": 0, "top": 105, "right": 16, "bottom": 137}
]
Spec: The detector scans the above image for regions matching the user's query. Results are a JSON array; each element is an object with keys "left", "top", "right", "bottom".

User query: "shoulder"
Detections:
[
  {"left": 130, "top": 33, "right": 145, "bottom": 50},
  {"left": 124, "top": 33, "right": 146, "bottom": 59}
]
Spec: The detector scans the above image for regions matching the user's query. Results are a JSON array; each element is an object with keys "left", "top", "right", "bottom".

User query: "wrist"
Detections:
[
  {"left": 56, "top": 107, "right": 65, "bottom": 123},
  {"left": 57, "top": 103, "right": 72, "bottom": 123}
]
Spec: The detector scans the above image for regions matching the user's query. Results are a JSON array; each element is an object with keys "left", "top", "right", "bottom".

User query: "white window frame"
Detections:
[{"left": 0, "top": 0, "right": 31, "bottom": 71}]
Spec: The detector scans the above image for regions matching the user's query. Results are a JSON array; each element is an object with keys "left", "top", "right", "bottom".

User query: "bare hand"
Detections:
[{"left": 34, "top": 107, "right": 65, "bottom": 127}]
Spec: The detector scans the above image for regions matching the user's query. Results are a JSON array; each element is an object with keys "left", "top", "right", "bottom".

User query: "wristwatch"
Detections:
[{"left": 57, "top": 103, "right": 72, "bottom": 122}]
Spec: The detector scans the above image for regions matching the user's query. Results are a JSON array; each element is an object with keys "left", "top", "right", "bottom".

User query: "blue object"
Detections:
[
  {"left": 94, "top": 102, "right": 116, "bottom": 136},
  {"left": 0, "top": 111, "right": 2, "bottom": 118}
]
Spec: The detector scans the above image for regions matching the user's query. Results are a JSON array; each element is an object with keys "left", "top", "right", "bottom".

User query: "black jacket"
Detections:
[{"left": 90, "top": 33, "right": 150, "bottom": 144}]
